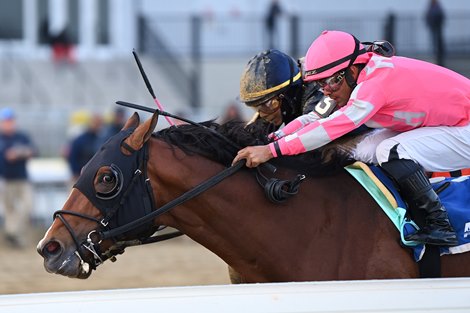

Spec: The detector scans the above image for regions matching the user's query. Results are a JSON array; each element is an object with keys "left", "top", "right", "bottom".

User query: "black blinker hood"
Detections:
[{"left": 73, "top": 127, "right": 155, "bottom": 238}]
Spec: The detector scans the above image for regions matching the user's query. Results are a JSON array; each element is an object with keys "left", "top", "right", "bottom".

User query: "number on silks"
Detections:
[{"left": 314, "top": 96, "right": 337, "bottom": 118}]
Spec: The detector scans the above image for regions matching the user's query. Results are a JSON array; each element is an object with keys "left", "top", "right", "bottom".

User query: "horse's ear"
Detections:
[
  {"left": 122, "top": 112, "right": 140, "bottom": 131},
  {"left": 142, "top": 111, "right": 159, "bottom": 143},
  {"left": 122, "top": 112, "right": 159, "bottom": 153}
]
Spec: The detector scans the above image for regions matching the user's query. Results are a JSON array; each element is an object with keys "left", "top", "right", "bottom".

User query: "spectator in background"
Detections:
[
  {"left": 65, "top": 110, "right": 92, "bottom": 142},
  {"left": 265, "top": 0, "right": 282, "bottom": 49},
  {"left": 219, "top": 102, "right": 245, "bottom": 124},
  {"left": 0, "top": 108, "right": 36, "bottom": 248},
  {"left": 67, "top": 113, "right": 104, "bottom": 182},
  {"left": 384, "top": 11, "right": 396, "bottom": 47},
  {"left": 103, "top": 107, "right": 127, "bottom": 140},
  {"left": 426, "top": 0, "right": 445, "bottom": 66},
  {"left": 49, "top": 27, "right": 75, "bottom": 65}
]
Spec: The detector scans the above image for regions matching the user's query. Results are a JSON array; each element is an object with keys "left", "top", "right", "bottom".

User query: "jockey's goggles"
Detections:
[
  {"left": 317, "top": 70, "right": 345, "bottom": 92},
  {"left": 248, "top": 96, "right": 282, "bottom": 113}
]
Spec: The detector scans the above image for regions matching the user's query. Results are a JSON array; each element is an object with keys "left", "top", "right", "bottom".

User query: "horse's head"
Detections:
[{"left": 37, "top": 112, "right": 159, "bottom": 278}]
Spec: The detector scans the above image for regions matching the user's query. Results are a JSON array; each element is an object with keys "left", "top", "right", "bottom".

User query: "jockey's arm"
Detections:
[{"left": 270, "top": 96, "right": 337, "bottom": 140}]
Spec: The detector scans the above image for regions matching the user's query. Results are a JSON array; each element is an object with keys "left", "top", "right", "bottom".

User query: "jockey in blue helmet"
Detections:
[{"left": 239, "top": 49, "right": 328, "bottom": 128}]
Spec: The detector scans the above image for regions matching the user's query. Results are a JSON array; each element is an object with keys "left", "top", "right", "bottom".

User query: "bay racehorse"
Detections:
[{"left": 37, "top": 112, "right": 470, "bottom": 282}]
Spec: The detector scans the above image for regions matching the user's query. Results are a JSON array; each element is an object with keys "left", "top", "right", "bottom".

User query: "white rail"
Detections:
[{"left": 1, "top": 278, "right": 470, "bottom": 313}]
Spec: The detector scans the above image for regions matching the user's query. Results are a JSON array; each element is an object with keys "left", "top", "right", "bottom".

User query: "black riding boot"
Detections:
[{"left": 381, "top": 159, "right": 458, "bottom": 246}]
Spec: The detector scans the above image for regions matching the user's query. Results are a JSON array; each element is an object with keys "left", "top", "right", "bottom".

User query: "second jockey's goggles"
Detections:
[{"left": 247, "top": 96, "right": 281, "bottom": 113}]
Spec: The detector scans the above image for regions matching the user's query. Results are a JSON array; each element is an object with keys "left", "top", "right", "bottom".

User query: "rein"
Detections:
[
  {"left": 256, "top": 166, "right": 306, "bottom": 203},
  {"left": 100, "top": 160, "right": 246, "bottom": 240}
]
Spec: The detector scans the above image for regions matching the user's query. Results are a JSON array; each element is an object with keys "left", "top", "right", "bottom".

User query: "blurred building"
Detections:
[
  {"left": 1, "top": 0, "right": 469, "bottom": 59},
  {"left": 0, "top": 0, "right": 469, "bottom": 157}
]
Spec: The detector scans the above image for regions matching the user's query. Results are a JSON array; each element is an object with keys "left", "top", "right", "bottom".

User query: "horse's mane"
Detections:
[{"left": 154, "top": 119, "right": 362, "bottom": 177}]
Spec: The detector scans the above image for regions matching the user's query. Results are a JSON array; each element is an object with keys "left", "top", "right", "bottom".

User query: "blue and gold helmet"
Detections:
[{"left": 240, "top": 49, "right": 302, "bottom": 106}]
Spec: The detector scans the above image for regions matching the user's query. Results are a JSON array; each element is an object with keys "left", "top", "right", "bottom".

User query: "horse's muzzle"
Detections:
[{"left": 37, "top": 239, "right": 92, "bottom": 279}]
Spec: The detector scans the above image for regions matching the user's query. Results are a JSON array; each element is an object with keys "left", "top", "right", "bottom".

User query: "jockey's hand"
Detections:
[
  {"left": 232, "top": 145, "right": 274, "bottom": 168},
  {"left": 267, "top": 131, "right": 282, "bottom": 141}
]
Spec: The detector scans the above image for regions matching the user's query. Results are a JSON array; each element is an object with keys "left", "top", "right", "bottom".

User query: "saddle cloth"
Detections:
[{"left": 345, "top": 161, "right": 470, "bottom": 262}]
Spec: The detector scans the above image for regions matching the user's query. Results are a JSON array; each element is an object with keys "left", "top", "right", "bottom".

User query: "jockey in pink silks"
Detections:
[{"left": 233, "top": 30, "right": 470, "bottom": 246}]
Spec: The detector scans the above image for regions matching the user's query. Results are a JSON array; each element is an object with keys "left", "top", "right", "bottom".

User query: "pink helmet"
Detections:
[{"left": 303, "top": 30, "right": 370, "bottom": 82}]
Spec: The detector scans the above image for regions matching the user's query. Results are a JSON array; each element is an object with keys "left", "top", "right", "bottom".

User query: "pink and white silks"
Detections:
[{"left": 269, "top": 54, "right": 470, "bottom": 172}]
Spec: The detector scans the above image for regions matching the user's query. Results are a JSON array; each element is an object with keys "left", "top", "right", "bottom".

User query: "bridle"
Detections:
[
  {"left": 53, "top": 127, "right": 159, "bottom": 273},
  {"left": 52, "top": 124, "right": 247, "bottom": 275}
]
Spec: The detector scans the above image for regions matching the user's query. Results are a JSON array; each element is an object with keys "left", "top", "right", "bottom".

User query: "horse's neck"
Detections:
[
  {"left": 149, "top": 140, "right": 384, "bottom": 282},
  {"left": 159, "top": 170, "right": 297, "bottom": 281}
]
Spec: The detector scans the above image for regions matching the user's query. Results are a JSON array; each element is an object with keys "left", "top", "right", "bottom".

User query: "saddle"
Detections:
[{"left": 346, "top": 162, "right": 470, "bottom": 262}]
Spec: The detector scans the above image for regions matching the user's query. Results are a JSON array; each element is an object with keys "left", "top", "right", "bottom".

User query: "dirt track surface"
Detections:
[{"left": 0, "top": 228, "right": 230, "bottom": 295}]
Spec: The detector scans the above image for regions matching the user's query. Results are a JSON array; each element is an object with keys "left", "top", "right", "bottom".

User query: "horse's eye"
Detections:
[
  {"left": 99, "top": 172, "right": 117, "bottom": 190},
  {"left": 96, "top": 166, "right": 123, "bottom": 200},
  {"left": 102, "top": 173, "right": 115, "bottom": 184}
]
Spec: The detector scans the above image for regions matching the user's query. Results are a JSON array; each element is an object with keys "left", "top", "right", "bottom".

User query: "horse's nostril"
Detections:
[{"left": 44, "top": 240, "right": 62, "bottom": 256}]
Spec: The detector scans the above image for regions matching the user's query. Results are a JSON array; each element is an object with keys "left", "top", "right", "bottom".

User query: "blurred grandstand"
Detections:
[{"left": 1, "top": 0, "right": 469, "bottom": 157}]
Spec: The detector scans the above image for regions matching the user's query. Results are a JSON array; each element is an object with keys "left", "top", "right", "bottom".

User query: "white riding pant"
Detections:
[{"left": 353, "top": 124, "right": 470, "bottom": 172}]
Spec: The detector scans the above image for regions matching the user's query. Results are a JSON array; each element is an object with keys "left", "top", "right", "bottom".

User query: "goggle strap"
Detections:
[
  {"left": 288, "top": 56, "right": 295, "bottom": 86},
  {"left": 344, "top": 67, "right": 358, "bottom": 90}
]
